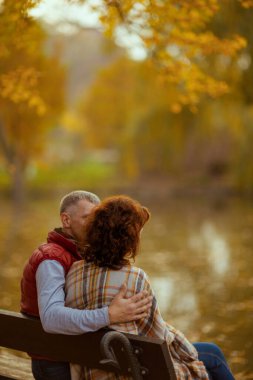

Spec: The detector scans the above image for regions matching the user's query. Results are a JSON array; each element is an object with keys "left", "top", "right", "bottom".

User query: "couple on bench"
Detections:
[{"left": 20, "top": 190, "right": 235, "bottom": 380}]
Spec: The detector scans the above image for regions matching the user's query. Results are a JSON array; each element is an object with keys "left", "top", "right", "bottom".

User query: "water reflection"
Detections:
[
  {"left": 189, "top": 221, "right": 230, "bottom": 276},
  {"left": 151, "top": 276, "right": 174, "bottom": 313},
  {"left": 151, "top": 274, "right": 199, "bottom": 331}
]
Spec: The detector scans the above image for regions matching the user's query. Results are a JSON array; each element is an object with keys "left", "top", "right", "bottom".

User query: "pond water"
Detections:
[{"left": 0, "top": 195, "right": 253, "bottom": 377}]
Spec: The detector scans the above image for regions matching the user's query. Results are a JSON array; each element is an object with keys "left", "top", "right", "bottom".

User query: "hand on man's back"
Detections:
[{"left": 108, "top": 283, "right": 152, "bottom": 324}]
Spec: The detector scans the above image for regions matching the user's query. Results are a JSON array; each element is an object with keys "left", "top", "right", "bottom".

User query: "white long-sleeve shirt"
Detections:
[{"left": 36, "top": 260, "right": 109, "bottom": 335}]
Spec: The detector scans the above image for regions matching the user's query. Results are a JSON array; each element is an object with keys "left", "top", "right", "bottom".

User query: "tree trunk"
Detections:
[
  {"left": 10, "top": 158, "right": 27, "bottom": 210},
  {"left": 0, "top": 120, "right": 27, "bottom": 208}
]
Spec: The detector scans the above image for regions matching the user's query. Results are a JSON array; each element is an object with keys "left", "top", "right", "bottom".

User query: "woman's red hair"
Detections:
[{"left": 83, "top": 195, "right": 150, "bottom": 269}]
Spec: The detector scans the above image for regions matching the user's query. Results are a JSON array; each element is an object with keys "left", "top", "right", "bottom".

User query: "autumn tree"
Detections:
[
  {"left": 0, "top": 1, "right": 65, "bottom": 205},
  {"left": 77, "top": 1, "right": 253, "bottom": 189},
  {"left": 74, "top": 0, "right": 253, "bottom": 110},
  {"left": 78, "top": 57, "right": 188, "bottom": 178}
]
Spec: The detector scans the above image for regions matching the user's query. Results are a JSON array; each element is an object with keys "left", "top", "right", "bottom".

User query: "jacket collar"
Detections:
[{"left": 47, "top": 228, "right": 82, "bottom": 260}]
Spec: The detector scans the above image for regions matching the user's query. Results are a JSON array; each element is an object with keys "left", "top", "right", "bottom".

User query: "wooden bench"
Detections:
[{"left": 0, "top": 309, "right": 177, "bottom": 380}]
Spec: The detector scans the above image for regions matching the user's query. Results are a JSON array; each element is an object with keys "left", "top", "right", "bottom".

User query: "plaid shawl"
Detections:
[{"left": 65, "top": 262, "right": 209, "bottom": 380}]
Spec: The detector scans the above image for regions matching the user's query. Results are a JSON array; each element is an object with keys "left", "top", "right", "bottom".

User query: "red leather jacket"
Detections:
[{"left": 20, "top": 229, "right": 82, "bottom": 317}]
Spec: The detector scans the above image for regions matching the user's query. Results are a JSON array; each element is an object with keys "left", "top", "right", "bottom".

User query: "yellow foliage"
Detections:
[
  {"left": 61, "top": 110, "right": 83, "bottom": 132},
  {"left": 170, "top": 103, "right": 182, "bottom": 114},
  {"left": 74, "top": 0, "right": 252, "bottom": 107},
  {"left": 239, "top": 0, "right": 253, "bottom": 7},
  {"left": 0, "top": 67, "right": 47, "bottom": 114},
  {"left": 0, "top": 0, "right": 65, "bottom": 175},
  {"left": 73, "top": 0, "right": 253, "bottom": 189}
]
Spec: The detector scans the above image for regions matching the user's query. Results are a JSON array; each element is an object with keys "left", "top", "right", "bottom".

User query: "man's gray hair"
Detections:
[{"left": 60, "top": 190, "right": 100, "bottom": 214}]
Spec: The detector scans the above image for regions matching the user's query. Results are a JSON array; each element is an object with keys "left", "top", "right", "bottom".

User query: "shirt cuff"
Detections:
[{"left": 100, "top": 306, "right": 110, "bottom": 327}]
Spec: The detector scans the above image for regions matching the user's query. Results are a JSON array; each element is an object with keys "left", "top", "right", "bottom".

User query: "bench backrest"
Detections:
[{"left": 0, "top": 309, "right": 177, "bottom": 380}]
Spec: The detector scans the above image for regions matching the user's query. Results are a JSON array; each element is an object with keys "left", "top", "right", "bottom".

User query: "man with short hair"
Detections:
[{"left": 21, "top": 190, "right": 152, "bottom": 380}]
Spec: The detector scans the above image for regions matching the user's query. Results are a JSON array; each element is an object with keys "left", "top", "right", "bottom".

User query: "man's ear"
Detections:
[{"left": 60, "top": 212, "right": 71, "bottom": 228}]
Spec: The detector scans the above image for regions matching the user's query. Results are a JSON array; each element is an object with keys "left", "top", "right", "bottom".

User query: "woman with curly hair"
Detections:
[{"left": 65, "top": 195, "right": 235, "bottom": 380}]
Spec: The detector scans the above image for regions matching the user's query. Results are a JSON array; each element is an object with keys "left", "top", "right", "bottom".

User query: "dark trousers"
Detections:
[{"left": 31, "top": 359, "right": 71, "bottom": 380}]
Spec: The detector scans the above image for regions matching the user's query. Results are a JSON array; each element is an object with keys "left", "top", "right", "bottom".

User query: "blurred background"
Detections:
[{"left": 0, "top": 0, "right": 253, "bottom": 377}]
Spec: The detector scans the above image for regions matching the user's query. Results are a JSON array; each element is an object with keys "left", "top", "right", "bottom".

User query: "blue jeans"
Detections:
[
  {"left": 31, "top": 359, "right": 71, "bottom": 380},
  {"left": 193, "top": 343, "right": 235, "bottom": 380}
]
